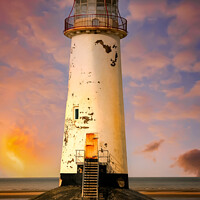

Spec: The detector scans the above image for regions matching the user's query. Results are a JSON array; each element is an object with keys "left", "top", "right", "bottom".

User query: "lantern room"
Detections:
[
  {"left": 64, "top": 0, "right": 127, "bottom": 39},
  {"left": 74, "top": 0, "right": 118, "bottom": 15}
]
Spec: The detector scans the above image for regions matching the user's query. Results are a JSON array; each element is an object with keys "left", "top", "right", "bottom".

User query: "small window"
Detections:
[
  {"left": 75, "top": 109, "right": 79, "bottom": 119},
  {"left": 92, "top": 18, "right": 100, "bottom": 26}
]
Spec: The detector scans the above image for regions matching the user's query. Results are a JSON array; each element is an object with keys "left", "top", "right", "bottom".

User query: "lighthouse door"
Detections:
[{"left": 85, "top": 133, "right": 98, "bottom": 159}]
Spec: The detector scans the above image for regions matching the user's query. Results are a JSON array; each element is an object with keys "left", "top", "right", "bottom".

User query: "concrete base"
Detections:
[{"left": 31, "top": 186, "right": 155, "bottom": 200}]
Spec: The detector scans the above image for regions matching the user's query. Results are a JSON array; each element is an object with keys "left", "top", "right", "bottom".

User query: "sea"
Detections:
[{"left": 0, "top": 177, "right": 199, "bottom": 200}]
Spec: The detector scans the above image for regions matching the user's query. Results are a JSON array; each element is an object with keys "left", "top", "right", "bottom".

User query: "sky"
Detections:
[{"left": 0, "top": 0, "right": 199, "bottom": 178}]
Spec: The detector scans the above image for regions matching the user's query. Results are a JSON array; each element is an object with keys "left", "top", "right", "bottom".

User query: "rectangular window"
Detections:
[{"left": 75, "top": 109, "right": 79, "bottom": 119}]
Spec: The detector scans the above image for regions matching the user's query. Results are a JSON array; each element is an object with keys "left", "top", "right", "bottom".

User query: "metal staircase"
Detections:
[{"left": 82, "top": 159, "right": 99, "bottom": 199}]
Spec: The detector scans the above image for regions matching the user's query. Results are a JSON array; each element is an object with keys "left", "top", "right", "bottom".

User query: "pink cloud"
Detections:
[
  {"left": 163, "top": 87, "right": 185, "bottom": 98},
  {"left": 168, "top": 1, "right": 200, "bottom": 46},
  {"left": 142, "top": 139, "right": 164, "bottom": 153},
  {"left": 122, "top": 50, "right": 170, "bottom": 80},
  {"left": 133, "top": 92, "right": 200, "bottom": 122},
  {"left": 193, "top": 62, "right": 200, "bottom": 72},
  {"left": 184, "top": 80, "right": 200, "bottom": 98},
  {"left": 0, "top": 0, "right": 70, "bottom": 65},
  {"left": 173, "top": 50, "right": 198, "bottom": 72},
  {"left": 161, "top": 73, "right": 182, "bottom": 85},
  {"left": 128, "top": 0, "right": 169, "bottom": 22},
  {"left": 127, "top": 0, "right": 200, "bottom": 48},
  {"left": 163, "top": 80, "right": 200, "bottom": 99},
  {"left": 171, "top": 149, "right": 200, "bottom": 177},
  {"left": 0, "top": 0, "right": 68, "bottom": 177},
  {"left": 155, "top": 102, "right": 200, "bottom": 122},
  {"left": 134, "top": 139, "right": 165, "bottom": 163}
]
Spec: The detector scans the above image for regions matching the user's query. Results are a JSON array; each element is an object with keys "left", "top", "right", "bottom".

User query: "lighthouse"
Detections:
[{"left": 60, "top": 0, "right": 128, "bottom": 196}]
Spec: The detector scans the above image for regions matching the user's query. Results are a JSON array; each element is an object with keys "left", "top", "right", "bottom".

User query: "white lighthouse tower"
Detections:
[{"left": 60, "top": 0, "right": 128, "bottom": 196}]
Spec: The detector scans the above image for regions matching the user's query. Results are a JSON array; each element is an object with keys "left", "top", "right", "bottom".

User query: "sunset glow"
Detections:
[{"left": 0, "top": 0, "right": 199, "bottom": 178}]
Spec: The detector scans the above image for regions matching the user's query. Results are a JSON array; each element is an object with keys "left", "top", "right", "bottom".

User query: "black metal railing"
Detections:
[
  {"left": 98, "top": 150, "right": 110, "bottom": 164},
  {"left": 64, "top": 14, "right": 127, "bottom": 33},
  {"left": 75, "top": 150, "right": 85, "bottom": 164}
]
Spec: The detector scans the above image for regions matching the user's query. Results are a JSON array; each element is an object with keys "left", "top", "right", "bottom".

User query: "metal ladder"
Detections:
[{"left": 82, "top": 159, "right": 99, "bottom": 199}]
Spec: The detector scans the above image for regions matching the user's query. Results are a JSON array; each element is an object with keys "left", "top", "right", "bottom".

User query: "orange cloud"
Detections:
[
  {"left": 171, "top": 149, "right": 200, "bottom": 177},
  {"left": 0, "top": 126, "right": 44, "bottom": 176},
  {"left": 0, "top": 0, "right": 68, "bottom": 177}
]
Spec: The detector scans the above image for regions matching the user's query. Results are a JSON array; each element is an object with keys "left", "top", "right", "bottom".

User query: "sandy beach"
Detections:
[
  {"left": 141, "top": 191, "right": 200, "bottom": 197},
  {"left": 0, "top": 191, "right": 44, "bottom": 198},
  {"left": 0, "top": 190, "right": 200, "bottom": 199}
]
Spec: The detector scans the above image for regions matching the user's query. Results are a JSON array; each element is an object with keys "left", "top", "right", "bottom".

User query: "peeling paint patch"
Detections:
[
  {"left": 69, "top": 72, "right": 72, "bottom": 80},
  {"left": 111, "top": 52, "right": 118, "bottom": 67},
  {"left": 64, "top": 128, "right": 69, "bottom": 146},
  {"left": 113, "top": 44, "right": 117, "bottom": 49},
  {"left": 81, "top": 116, "right": 90, "bottom": 124},
  {"left": 77, "top": 126, "right": 89, "bottom": 129},
  {"left": 67, "top": 158, "right": 74, "bottom": 164},
  {"left": 95, "top": 40, "right": 112, "bottom": 53}
]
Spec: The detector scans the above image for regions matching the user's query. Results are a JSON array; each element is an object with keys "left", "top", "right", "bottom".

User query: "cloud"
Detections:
[
  {"left": 167, "top": 0, "right": 200, "bottom": 46},
  {"left": 171, "top": 149, "right": 200, "bottom": 177},
  {"left": 163, "top": 80, "right": 200, "bottom": 99},
  {"left": 122, "top": 49, "right": 171, "bottom": 80},
  {"left": 163, "top": 87, "right": 185, "bottom": 98},
  {"left": 155, "top": 102, "right": 200, "bottom": 122},
  {"left": 184, "top": 80, "right": 200, "bottom": 98},
  {"left": 0, "top": 126, "right": 43, "bottom": 176},
  {"left": 126, "top": 0, "right": 200, "bottom": 76},
  {"left": 173, "top": 50, "right": 199, "bottom": 72},
  {"left": 55, "top": 0, "right": 73, "bottom": 9},
  {"left": 128, "top": 0, "right": 169, "bottom": 22},
  {"left": 133, "top": 92, "right": 200, "bottom": 122},
  {"left": 0, "top": 0, "right": 67, "bottom": 177},
  {"left": 127, "top": 0, "right": 200, "bottom": 48},
  {"left": 134, "top": 139, "right": 165, "bottom": 163},
  {"left": 160, "top": 73, "right": 182, "bottom": 85},
  {"left": 142, "top": 139, "right": 164, "bottom": 153},
  {"left": 129, "top": 81, "right": 143, "bottom": 88}
]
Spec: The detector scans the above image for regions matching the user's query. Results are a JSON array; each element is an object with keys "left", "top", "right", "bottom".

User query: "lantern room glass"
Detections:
[{"left": 74, "top": 0, "right": 118, "bottom": 15}]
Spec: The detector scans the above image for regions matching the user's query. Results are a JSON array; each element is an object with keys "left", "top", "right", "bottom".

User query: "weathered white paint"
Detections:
[{"left": 60, "top": 32, "right": 128, "bottom": 174}]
